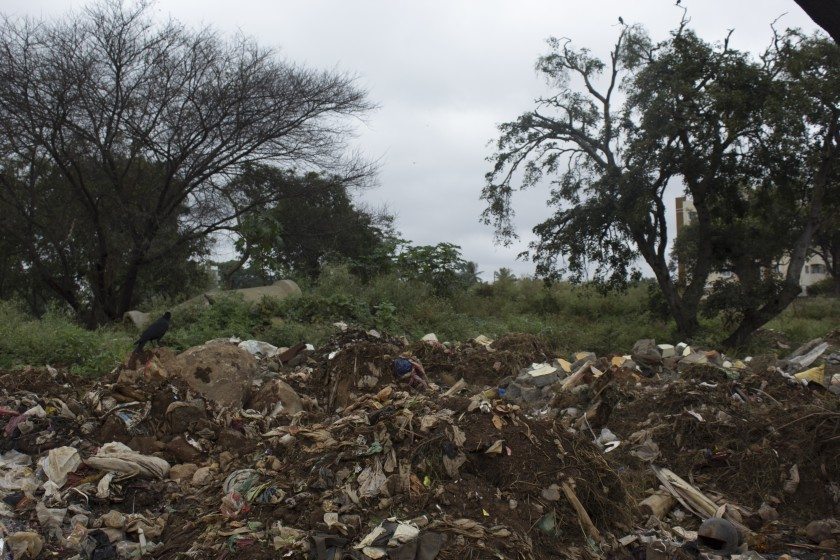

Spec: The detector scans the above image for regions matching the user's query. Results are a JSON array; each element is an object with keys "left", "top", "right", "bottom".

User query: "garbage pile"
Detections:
[{"left": 0, "top": 328, "right": 838, "bottom": 560}]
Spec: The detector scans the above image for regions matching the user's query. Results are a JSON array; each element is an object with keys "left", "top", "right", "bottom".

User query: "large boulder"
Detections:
[
  {"left": 180, "top": 279, "right": 303, "bottom": 310},
  {"left": 170, "top": 342, "right": 258, "bottom": 407}
]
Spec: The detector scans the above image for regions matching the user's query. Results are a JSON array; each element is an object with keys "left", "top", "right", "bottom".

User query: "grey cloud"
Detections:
[{"left": 6, "top": 1, "right": 821, "bottom": 280}]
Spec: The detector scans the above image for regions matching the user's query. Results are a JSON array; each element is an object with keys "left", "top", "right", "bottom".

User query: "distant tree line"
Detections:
[{"left": 217, "top": 166, "right": 483, "bottom": 296}]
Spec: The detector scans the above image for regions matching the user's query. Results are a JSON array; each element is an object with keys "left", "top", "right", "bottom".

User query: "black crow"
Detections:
[{"left": 134, "top": 311, "right": 171, "bottom": 352}]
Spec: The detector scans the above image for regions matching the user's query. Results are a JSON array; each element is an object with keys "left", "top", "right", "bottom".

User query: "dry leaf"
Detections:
[{"left": 485, "top": 440, "right": 504, "bottom": 454}]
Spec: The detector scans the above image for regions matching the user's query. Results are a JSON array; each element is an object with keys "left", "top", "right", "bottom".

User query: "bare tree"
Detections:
[{"left": 0, "top": 0, "right": 374, "bottom": 324}]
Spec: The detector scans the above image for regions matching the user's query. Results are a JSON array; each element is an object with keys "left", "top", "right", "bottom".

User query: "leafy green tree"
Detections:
[
  {"left": 0, "top": 1, "right": 372, "bottom": 325},
  {"left": 493, "top": 268, "right": 517, "bottom": 283},
  {"left": 712, "top": 29, "right": 840, "bottom": 344},
  {"left": 483, "top": 15, "right": 838, "bottom": 345},
  {"left": 224, "top": 166, "right": 394, "bottom": 283},
  {"left": 0, "top": 157, "right": 212, "bottom": 315},
  {"left": 458, "top": 261, "right": 484, "bottom": 286},
  {"left": 395, "top": 243, "right": 470, "bottom": 296}
]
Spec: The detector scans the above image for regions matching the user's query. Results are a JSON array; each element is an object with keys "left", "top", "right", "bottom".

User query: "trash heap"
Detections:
[{"left": 0, "top": 328, "right": 838, "bottom": 560}]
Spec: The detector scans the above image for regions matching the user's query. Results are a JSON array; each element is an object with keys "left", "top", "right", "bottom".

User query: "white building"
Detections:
[{"left": 675, "top": 196, "right": 829, "bottom": 293}]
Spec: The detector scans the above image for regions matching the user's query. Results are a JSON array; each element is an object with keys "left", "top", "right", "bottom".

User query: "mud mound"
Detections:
[
  {"left": 1, "top": 331, "right": 838, "bottom": 560},
  {"left": 407, "top": 334, "right": 552, "bottom": 389},
  {"left": 489, "top": 332, "right": 552, "bottom": 356}
]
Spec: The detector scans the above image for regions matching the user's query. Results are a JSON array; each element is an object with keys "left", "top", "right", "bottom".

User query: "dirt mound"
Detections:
[
  {"left": 489, "top": 332, "right": 552, "bottom": 356},
  {"left": 1, "top": 331, "right": 838, "bottom": 559},
  {"left": 407, "top": 334, "right": 552, "bottom": 389},
  {"left": 315, "top": 330, "right": 404, "bottom": 409}
]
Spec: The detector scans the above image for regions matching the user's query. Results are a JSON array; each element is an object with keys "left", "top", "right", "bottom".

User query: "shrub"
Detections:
[
  {"left": 806, "top": 278, "right": 839, "bottom": 297},
  {"left": 2, "top": 265, "right": 837, "bottom": 377},
  {"left": 0, "top": 301, "right": 131, "bottom": 375}
]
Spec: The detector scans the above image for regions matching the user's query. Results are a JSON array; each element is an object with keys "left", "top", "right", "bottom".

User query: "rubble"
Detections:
[{"left": 0, "top": 332, "right": 837, "bottom": 559}]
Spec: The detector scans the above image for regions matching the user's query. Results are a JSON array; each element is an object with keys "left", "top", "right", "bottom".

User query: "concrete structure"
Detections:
[{"left": 675, "top": 196, "right": 829, "bottom": 293}]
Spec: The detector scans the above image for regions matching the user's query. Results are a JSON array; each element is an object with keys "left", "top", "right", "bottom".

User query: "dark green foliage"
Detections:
[
  {"left": 807, "top": 278, "right": 840, "bottom": 296},
  {"left": 394, "top": 243, "right": 472, "bottom": 296},
  {"left": 2, "top": 265, "right": 837, "bottom": 374},
  {"left": 0, "top": 1, "right": 372, "bottom": 324},
  {"left": 483, "top": 15, "right": 840, "bottom": 345},
  {"left": 0, "top": 158, "right": 212, "bottom": 318},
  {"left": 228, "top": 167, "right": 394, "bottom": 283}
]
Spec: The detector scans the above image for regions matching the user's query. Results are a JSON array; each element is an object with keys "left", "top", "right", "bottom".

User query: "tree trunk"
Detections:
[
  {"left": 116, "top": 258, "right": 143, "bottom": 321},
  {"left": 222, "top": 246, "right": 251, "bottom": 288},
  {"left": 651, "top": 261, "right": 700, "bottom": 338},
  {"left": 722, "top": 284, "right": 802, "bottom": 348},
  {"left": 723, "top": 122, "right": 836, "bottom": 347},
  {"left": 794, "top": 0, "right": 840, "bottom": 43},
  {"left": 39, "top": 272, "right": 82, "bottom": 315}
]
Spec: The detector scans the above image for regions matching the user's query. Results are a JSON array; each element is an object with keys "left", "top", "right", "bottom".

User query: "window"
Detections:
[{"left": 810, "top": 263, "right": 826, "bottom": 275}]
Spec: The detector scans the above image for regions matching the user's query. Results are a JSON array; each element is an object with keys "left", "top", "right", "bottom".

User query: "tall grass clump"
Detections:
[{"left": 0, "top": 301, "right": 131, "bottom": 375}]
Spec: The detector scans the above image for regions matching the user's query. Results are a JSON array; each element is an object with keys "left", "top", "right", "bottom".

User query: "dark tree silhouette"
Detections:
[
  {"left": 794, "top": 0, "right": 840, "bottom": 43},
  {"left": 0, "top": 1, "right": 373, "bottom": 324}
]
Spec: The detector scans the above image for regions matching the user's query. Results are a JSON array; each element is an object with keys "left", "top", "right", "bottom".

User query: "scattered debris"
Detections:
[{"left": 0, "top": 332, "right": 836, "bottom": 559}]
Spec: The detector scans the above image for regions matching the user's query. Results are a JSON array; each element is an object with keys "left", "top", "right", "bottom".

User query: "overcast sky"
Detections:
[{"left": 6, "top": 1, "right": 822, "bottom": 278}]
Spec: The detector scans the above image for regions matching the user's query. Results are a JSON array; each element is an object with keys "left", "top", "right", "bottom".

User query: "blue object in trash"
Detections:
[{"left": 393, "top": 357, "right": 413, "bottom": 379}]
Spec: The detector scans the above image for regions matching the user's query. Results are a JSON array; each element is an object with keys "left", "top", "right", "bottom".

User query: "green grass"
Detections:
[
  {"left": 1, "top": 267, "right": 837, "bottom": 375},
  {"left": 0, "top": 301, "right": 132, "bottom": 375},
  {"left": 761, "top": 297, "right": 840, "bottom": 350}
]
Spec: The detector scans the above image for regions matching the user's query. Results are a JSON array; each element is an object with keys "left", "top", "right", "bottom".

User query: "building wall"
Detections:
[{"left": 674, "top": 197, "right": 829, "bottom": 292}]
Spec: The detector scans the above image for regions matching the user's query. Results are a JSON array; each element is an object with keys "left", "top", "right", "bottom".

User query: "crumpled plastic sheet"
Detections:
[
  {"left": 238, "top": 339, "right": 280, "bottom": 358},
  {"left": 84, "top": 442, "right": 170, "bottom": 479},
  {"left": 40, "top": 446, "right": 82, "bottom": 488}
]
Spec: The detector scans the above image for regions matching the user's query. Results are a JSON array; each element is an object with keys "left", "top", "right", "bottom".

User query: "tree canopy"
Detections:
[
  {"left": 483, "top": 14, "right": 839, "bottom": 346},
  {"left": 222, "top": 166, "right": 394, "bottom": 283},
  {"left": 0, "top": 0, "right": 373, "bottom": 324}
]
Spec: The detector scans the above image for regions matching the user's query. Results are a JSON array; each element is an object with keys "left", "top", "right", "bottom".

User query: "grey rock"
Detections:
[
  {"left": 570, "top": 353, "right": 596, "bottom": 372},
  {"left": 504, "top": 382, "right": 523, "bottom": 400},
  {"left": 632, "top": 339, "right": 662, "bottom": 365},
  {"left": 530, "top": 373, "right": 559, "bottom": 388},
  {"left": 520, "top": 386, "right": 542, "bottom": 402}
]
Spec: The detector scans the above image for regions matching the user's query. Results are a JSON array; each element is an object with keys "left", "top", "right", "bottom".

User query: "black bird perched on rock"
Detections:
[{"left": 134, "top": 311, "right": 171, "bottom": 352}]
